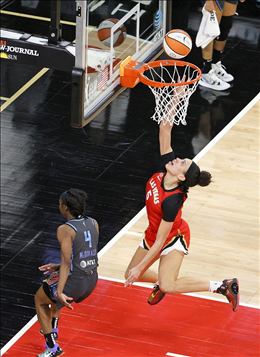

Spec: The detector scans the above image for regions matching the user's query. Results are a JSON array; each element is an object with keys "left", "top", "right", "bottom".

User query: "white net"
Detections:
[{"left": 143, "top": 62, "right": 200, "bottom": 125}]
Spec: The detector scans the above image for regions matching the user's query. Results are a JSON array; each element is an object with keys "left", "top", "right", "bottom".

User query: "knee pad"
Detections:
[{"left": 218, "top": 15, "right": 234, "bottom": 41}]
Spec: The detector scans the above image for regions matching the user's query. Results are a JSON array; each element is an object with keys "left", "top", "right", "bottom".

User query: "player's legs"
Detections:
[
  {"left": 222, "top": 0, "right": 238, "bottom": 15},
  {"left": 148, "top": 249, "right": 239, "bottom": 311},
  {"left": 124, "top": 246, "right": 159, "bottom": 283},
  {"left": 35, "top": 285, "right": 60, "bottom": 335},
  {"left": 214, "top": 0, "right": 237, "bottom": 52},
  {"left": 35, "top": 286, "right": 63, "bottom": 356},
  {"left": 158, "top": 249, "right": 209, "bottom": 294},
  {"left": 201, "top": 3, "right": 223, "bottom": 61},
  {"left": 50, "top": 303, "right": 60, "bottom": 319},
  {"left": 211, "top": 1, "right": 238, "bottom": 82},
  {"left": 199, "top": 3, "right": 231, "bottom": 90},
  {"left": 199, "top": 1, "right": 232, "bottom": 91},
  {"left": 148, "top": 249, "right": 208, "bottom": 305}
]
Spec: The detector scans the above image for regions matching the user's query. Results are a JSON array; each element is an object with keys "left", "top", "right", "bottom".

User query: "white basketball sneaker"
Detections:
[
  {"left": 211, "top": 61, "right": 234, "bottom": 82},
  {"left": 199, "top": 69, "right": 230, "bottom": 91}
]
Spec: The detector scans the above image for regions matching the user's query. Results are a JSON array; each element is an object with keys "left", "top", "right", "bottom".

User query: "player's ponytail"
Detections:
[
  {"left": 197, "top": 170, "right": 212, "bottom": 187},
  {"left": 182, "top": 162, "right": 212, "bottom": 189}
]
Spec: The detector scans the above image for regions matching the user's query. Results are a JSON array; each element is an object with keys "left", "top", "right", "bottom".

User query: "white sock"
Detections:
[{"left": 209, "top": 281, "right": 222, "bottom": 293}]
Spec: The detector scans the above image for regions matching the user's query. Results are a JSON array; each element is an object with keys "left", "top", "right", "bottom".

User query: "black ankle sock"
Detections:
[
  {"left": 52, "top": 317, "right": 59, "bottom": 329},
  {"left": 212, "top": 48, "right": 222, "bottom": 64},
  {"left": 202, "top": 59, "right": 212, "bottom": 73},
  {"left": 44, "top": 332, "right": 56, "bottom": 349}
]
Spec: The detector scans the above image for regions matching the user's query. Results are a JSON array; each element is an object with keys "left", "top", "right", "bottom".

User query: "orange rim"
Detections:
[{"left": 138, "top": 60, "right": 202, "bottom": 88}]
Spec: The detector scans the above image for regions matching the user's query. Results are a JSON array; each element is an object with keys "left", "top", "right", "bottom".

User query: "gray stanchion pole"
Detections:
[
  {"left": 71, "top": 0, "right": 86, "bottom": 127},
  {"left": 48, "top": 0, "right": 62, "bottom": 45}
]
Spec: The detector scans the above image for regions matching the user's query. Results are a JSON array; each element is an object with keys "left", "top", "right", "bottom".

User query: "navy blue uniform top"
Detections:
[{"left": 65, "top": 217, "right": 99, "bottom": 273}]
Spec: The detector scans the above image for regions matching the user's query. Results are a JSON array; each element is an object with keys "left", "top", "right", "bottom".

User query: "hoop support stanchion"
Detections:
[
  {"left": 71, "top": 67, "right": 85, "bottom": 128},
  {"left": 48, "top": 0, "right": 62, "bottom": 45}
]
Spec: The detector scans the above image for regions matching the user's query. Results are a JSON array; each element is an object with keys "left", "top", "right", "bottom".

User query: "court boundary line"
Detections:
[
  {"left": 1, "top": 274, "right": 259, "bottom": 356},
  {"left": 166, "top": 353, "right": 191, "bottom": 357},
  {"left": 193, "top": 92, "right": 260, "bottom": 163},
  {"left": 98, "top": 275, "right": 260, "bottom": 309},
  {"left": 98, "top": 92, "right": 260, "bottom": 260},
  {"left": 1, "top": 315, "right": 38, "bottom": 355},
  {"left": 1, "top": 93, "right": 259, "bottom": 355},
  {"left": 0, "top": 68, "right": 49, "bottom": 112},
  {"left": 0, "top": 9, "right": 76, "bottom": 26}
]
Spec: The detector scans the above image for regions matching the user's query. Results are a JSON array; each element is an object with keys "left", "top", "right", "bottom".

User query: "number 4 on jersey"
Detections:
[{"left": 84, "top": 230, "right": 93, "bottom": 248}]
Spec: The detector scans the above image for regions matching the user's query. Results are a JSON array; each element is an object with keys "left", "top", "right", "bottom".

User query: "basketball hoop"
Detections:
[{"left": 120, "top": 57, "right": 201, "bottom": 125}]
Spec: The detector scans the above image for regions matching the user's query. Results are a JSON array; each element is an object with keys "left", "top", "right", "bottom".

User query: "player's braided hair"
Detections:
[{"left": 60, "top": 188, "right": 88, "bottom": 218}]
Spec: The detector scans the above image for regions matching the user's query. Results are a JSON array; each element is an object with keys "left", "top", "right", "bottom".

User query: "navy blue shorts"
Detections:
[{"left": 43, "top": 270, "right": 98, "bottom": 309}]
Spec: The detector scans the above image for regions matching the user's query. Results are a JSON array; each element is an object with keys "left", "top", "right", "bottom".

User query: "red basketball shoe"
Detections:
[
  {"left": 148, "top": 285, "right": 166, "bottom": 305},
  {"left": 217, "top": 278, "right": 239, "bottom": 311}
]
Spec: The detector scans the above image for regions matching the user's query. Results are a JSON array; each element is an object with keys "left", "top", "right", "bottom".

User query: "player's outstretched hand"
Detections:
[
  {"left": 124, "top": 266, "right": 142, "bottom": 287},
  {"left": 38, "top": 263, "right": 59, "bottom": 275}
]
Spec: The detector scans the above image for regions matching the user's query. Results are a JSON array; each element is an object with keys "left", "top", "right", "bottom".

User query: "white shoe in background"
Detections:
[
  {"left": 199, "top": 69, "right": 231, "bottom": 91},
  {"left": 211, "top": 61, "right": 234, "bottom": 82}
]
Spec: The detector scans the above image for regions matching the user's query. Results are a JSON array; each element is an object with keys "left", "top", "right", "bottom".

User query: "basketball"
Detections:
[
  {"left": 98, "top": 18, "right": 127, "bottom": 47},
  {"left": 163, "top": 29, "right": 192, "bottom": 59}
]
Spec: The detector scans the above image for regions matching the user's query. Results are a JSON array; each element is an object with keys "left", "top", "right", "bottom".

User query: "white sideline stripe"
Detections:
[
  {"left": 1, "top": 315, "right": 38, "bottom": 356},
  {"left": 166, "top": 353, "right": 191, "bottom": 357},
  {"left": 1, "top": 94, "right": 259, "bottom": 354},
  {"left": 98, "top": 206, "right": 146, "bottom": 258},
  {"left": 182, "top": 292, "right": 260, "bottom": 309},
  {"left": 193, "top": 92, "right": 260, "bottom": 163},
  {"left": 98, "top": 276, "right": 260, "bottom": 309}
]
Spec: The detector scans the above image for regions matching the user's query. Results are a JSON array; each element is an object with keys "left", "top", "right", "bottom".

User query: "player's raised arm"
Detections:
[
  {"left": 159, "top": 121, "right": 174, "bottom": 156},
  {"left": 159, "top": 88, "right": 184, "bottom": 156}
]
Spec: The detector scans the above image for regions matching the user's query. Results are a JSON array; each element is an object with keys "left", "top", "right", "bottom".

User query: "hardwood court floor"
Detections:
[
  {"left": 1, "top": 0, "right": 260, "bottom": 351},
  {"left": 98, "top": 101, "right": 260, "bottom": 307}
]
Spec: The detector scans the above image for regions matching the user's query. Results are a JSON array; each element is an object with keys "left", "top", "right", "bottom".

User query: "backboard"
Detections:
[{"left": 71, "top": 0, "right": 171, "bottom": 127}]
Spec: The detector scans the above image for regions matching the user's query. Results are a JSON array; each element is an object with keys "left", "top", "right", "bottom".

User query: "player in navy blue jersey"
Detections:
[{"left": 34, "top": 188, "right": 99, "bottom": 357}]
